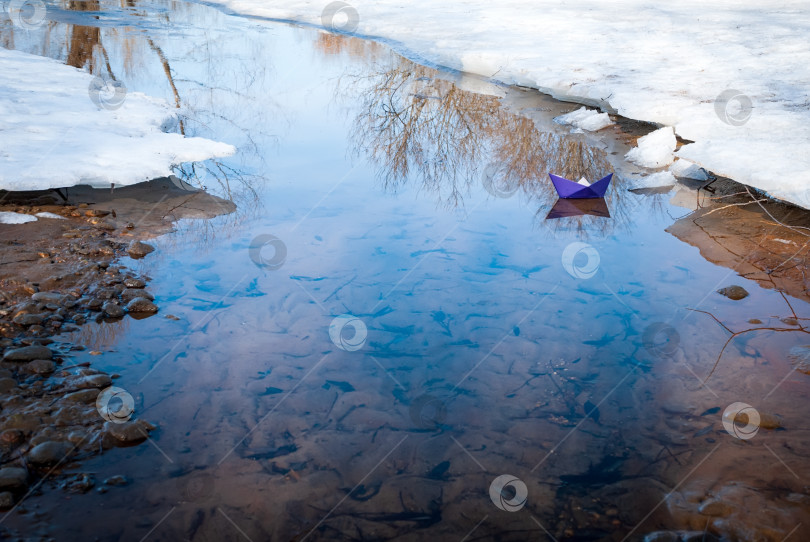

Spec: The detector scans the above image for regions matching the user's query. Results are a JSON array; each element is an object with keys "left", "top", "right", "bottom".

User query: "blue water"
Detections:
[{"left": 2, "top": 1, "right": 810, "bottom": 540}]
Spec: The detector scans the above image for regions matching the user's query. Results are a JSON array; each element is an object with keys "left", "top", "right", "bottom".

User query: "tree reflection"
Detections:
[{"left": 337, "top": 45, "right": 642, "bottom": 236}]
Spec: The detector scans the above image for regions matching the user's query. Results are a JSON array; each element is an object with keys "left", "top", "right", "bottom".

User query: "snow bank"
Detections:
[
  {"left": 0, "top": 212, "right": 37, "bottom": 224},
  {"left": 199, "top": 0, "right": 810, "bottom": 208},
  {"left": 626, "top": 127, "right": 676, "bottom": 169},
  {"left": 0, "top": 48, "right": 235, "bottom": 191},
  {"left": 554, "top": 107, "right": 613, "bottom": 132}
]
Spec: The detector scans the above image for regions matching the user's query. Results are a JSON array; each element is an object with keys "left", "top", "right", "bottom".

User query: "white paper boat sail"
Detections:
[{"left": 576, "top": 177, "right": 591, "bottom": 186}]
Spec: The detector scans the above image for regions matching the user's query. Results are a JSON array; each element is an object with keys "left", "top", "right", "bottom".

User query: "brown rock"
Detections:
[
  {"left": 125, "top": 298, "right": 158, "bottom": 313},
  {"left": 28, "top": 441, "right": 72, "bottom": 465},
  {"left": 127, "top": 241, "right": 155, "bottom": 259},
  {"left": 717, "top": 285, "right": 749, "bottom": 300},
  {"left": 3, "top": 345, "right": 53, "bottom": 362}
]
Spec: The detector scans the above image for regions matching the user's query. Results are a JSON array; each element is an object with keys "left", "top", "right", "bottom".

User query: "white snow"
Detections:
[
  {"left": 198, "top": 0, "right": 810, "bottom": 208},
  {"left": 35, "top": 212, "right": 66, "bottom": 220},
  {"left": 625, "top": 127, "right": 676, "bottom": 169},
  {"left": 554, "top": 107, "right": 614, "bottom": 132},
  {"left": 0, "top": 47, "right": 235, "bottom": 191},
  {"left": 0, "top": 212, "right": 37, "bottom": 224}
]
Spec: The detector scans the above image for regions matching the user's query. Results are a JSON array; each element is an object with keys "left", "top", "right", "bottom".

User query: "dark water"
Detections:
[{"left": 2, "top": 1, "right": 810, "bottom": 540}]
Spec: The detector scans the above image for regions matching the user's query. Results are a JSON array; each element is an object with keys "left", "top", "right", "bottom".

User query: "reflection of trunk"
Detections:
[
  {"left": 66, "top": 0, "right": 101, "bottom": 70},
  {"left": 147, "top": 38, "right": 185, "bottom": 134}
]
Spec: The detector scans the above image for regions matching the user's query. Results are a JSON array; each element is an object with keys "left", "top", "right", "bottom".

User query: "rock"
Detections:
[
  {"left": 3, "top": 345, "right": 53, "bottom": 362},
  {"left": 127, "top": 241, "right": 155, "bottom": 259},
  {"left": 0, "top": 468, "right": 28, "bottom": 490},
  {"left": 0, "top": 492, "right": 14, "bottom": 509},
  {"left": 12, "top": 313, "right": 44, "bottom": 326},
  {"left": 31, "top": 292, "right": 64, "bottom": 304},
  {"left": 758, "top": 412, "right": 784, "bottom": 430},
  {"left": 62, "top": 389, "right": 100, "bottom": 403},
  {"left": 717, "top": 285, "right": 749, "bottom": 300},
  {"left": 28, "top": 441, "right": 72, "bottom": 465},
  {"left": 21, "top": 359, "right": 55, "bottom": 375},
  {"left": 104, "top": 475, "right": 129, "bottom": 486},
  {"left": 125, "top": 298, "right": 158, "bottom": 314},
  {"left": 0, "top": 430, "right": 23, "bottom": 446},
  {"left": 121, "top": 289, "right": 154, "bottom": 302},
  {"left": 123, "top": 278, "right": 145, "bottom": 289},
  {"left": 102, "top": 302, "right": 125, "bottom": 318},
  {"left": 74, "top": 374, "right": 112, "bottom": 389},
  {"left": 0, "top": 378, "right": 17, "bottom": 393},
  {"left": 84, "top": 209, "right": 110, "bottom": 217},
  {"left": 103, "top": 420, "right": 154, "bottom": 444}
]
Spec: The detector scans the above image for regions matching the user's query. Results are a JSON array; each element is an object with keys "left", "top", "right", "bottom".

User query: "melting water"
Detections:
[{"left": 3, "top": 1, "right": 810, "bottom": 540}]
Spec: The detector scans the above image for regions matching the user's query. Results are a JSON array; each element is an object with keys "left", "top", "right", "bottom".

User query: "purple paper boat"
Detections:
[{"left": 549, "top": 173, "right": 613, "bottom": 199}]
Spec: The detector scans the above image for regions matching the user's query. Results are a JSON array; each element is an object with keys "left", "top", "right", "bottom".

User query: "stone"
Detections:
[
  {"left": 0, "top": 468, "right": 28, "bottom": 490},
  {"left": 62, "top": 389, "right": 100, "bottom": 403},
  {"left": 103, "top": 420, "right": 154, "bottom": 444},
  {"left": 3, "top": 345, "right": 53, "bottom": 362},
  {"left": 21, "top": 359, "right": 55, "bottom": 375},
  {"left": 0, "top": 379, "right": 17, "bottom": 393},
  {"left": 31, "top": 292, "right": 64, "bottom": 304},
  {"left": 74, "top": 374, "right": 112, "bottom": 389},
  {"left": 125, "top": 298, "right": 158, "bottom": 314},
  {"left": 127, "top": 241, "right": 155, "bottom": 259},
  {"left": 104, "top": 475, "right": 129, "bottom": 486},
  {"left": 0, "top": 492, "right": 13, "bottom": 509},
  {"left": 717, "top": 285, "right": 749, "bottom": 300},
  {"left": 102, "top": 302, "right": 125, "bottom": 318},
  {"left": 123, "top": 278, "right": 145, "bottom": 289},
  {"left": 12, "top": 313, "right": 44, "bottom": 326},
  {"left": 28, "top": 441, "right": 72, "bottom": 465},
  {"left": 121, "top": 289, "right": 154, "bottom": 302}
]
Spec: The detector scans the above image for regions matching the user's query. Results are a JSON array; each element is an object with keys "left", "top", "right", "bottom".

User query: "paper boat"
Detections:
[
  {"left": 549, "top": 173, "right": 613, "bottom": 199},
  {"left": 546, "top": 198, "right": 611, "bottom": 219}
]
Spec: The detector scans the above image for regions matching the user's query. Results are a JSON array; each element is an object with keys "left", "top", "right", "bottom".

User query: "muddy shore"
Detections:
[{"left": 0, "top": 178, "right": 234, "bottom": 519}]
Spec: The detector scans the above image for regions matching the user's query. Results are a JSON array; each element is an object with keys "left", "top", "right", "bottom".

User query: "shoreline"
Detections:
[{"left": 0, "top": 178, "right": 235, "bottom": 515}]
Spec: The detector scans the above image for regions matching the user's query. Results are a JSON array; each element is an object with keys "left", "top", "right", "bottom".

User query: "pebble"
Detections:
[
  {"left": 2, "top": 345, "right": 53, "bottom": 362},
  {"left": 12, "top": 313, "right": 44, "bottom": 326},
  {"left": 62, "top": 389, "right": 100, "bottom": 404},
  {"left": 103, "top": 420, "right": 154, "bottom": 444},
  {"left": 121, "top": 289, "right": 154, "bottom": 302},
  {"left": 0, "top": 378, "right": 18, "bottom": 393},
  {"left": 31, "top": 292, "right": 64, "bottom": 304},
  {"left": 716, "top": 285, "right": 749, "bottom": 300},
  {"left": 74, "top": 374, "right": 112, "bottom": 389},
  {"left": 28, "top": 441, "right": 72, "bottom": 465},
  {"left": 21, "top": 359, "right": 56, "bottom": 375},
  {"left": 0, "top": 468, "right": 28, "bottom": 490},
  {"left": 104, "top": 475, "right": 129, "bottom": 486},
  {"left": 123, "top": 278, "right": 145, "bottom": 289},
  {"left": 127, "top": 241, "right": 155, "bottom": 259},
  {"left": 102, "top": 302, "right": 125, "bottom": 318},
  {"left": 126, "top": 298, "right": 158, "bottom": 314},
  {"left": 0, "top": 492, "right": 14, "bottom": 509}
]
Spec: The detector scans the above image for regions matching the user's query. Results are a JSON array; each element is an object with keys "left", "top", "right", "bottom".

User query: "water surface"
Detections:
[{"left": 2, "top": 2, "right": 810, "bottom": 540}]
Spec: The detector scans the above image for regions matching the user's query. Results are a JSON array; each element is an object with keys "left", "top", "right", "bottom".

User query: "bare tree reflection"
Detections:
[
  {"left": 338, "top": 47, "right": 646, "bottom": 237},
  {"left": 0, "top": 0, "right": 272, "bottom": 239}
]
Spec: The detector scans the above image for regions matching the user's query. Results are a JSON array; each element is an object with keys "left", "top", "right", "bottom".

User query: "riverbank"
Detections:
[{"left": 0, "top": 178, "right": 234, "bottom": 519}]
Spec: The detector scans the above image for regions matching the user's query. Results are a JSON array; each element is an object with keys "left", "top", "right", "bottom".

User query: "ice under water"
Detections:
[{"left": 2, "top": 1, "right": 810, "bottom": 540}]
